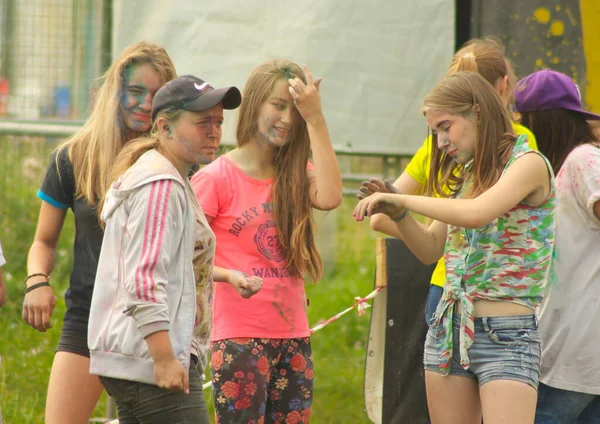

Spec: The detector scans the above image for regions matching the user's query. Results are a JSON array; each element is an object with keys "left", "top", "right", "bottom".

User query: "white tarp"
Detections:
[{"left": 113, "top": 0, "right": 454, "bottom": 154}]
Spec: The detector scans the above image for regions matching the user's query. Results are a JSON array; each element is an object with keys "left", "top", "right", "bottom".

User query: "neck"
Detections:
[
  {"left": 241, "top": 138, "right": 277, "bottom": 170},
  {"left": 123, "top": 128, "right": 141, "bottom": 144},
  {"left": 156, "top": 145, "right": 190, "bottom": 180}
]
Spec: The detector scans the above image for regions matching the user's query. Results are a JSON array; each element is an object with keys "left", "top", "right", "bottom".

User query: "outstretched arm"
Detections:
[
  {"left": 356, "top": 153, "right": 551, "bottom": 229},
  {"left": 364, "top": 173, "right": 426, "bottom": 238}
]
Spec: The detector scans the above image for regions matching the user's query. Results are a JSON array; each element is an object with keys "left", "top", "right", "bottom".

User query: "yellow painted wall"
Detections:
[{"left": 580, "top": 0, "right": 600, "bottom": 112}]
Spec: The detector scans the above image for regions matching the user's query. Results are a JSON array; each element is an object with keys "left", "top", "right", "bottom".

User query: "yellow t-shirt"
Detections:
[{"left": 404, "top": 122, "right": 537, "bottom": 287}]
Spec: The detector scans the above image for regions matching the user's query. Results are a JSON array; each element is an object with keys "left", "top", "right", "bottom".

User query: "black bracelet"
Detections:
[
  {"left": 390, "top": 209, "right": 410, "bottom": 222},
  {"left": 25, "top": 272, "right": 50, "bottom": 284},
  {"left": 25, "top": 281, "right": 51, "bottom": 294}
]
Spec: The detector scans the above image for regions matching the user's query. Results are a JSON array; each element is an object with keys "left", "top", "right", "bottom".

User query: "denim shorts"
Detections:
[{"left": 424, "top": 313, "right": 541, "bottom": 389}]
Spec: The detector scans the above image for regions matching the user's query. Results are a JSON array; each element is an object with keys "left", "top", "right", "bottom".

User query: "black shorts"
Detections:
[{"left": 56, "top": 325, "right": 90, "bottom": 358}]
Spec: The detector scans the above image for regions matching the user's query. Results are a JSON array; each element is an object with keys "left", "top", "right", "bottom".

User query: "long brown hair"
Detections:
[
  {"left": 447, "top": 37, "right": 516, "bottom": 108},
  {"left": 520, "top": 109, "right": 598, "bottom": 174},
  {"left": 237, "top": 59, "right": 322, "bottom": 282},
  {"left": 59, "top": 41, "right": 176, "bottom": 205},
  {"left": 423, "top": 72, "right": 517, "bottom": 199}
]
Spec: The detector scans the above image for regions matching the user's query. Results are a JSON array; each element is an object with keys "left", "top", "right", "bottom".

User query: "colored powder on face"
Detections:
[{"left": 282, "top": 68, "right": 295, "bottom": 81}]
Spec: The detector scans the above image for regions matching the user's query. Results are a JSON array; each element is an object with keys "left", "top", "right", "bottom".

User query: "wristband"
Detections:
[
  {"left": 390, "top": 209, "right": 409, "bottom": 222},
  {"left": 25, "top": 272, "right": 50, "bottom": 284},
  {"left": 25, "top": 281, "right": 51, "bottom": 294}
]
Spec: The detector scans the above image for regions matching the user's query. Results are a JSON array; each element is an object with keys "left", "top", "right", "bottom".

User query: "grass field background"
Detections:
[{"left": 0, "top": 136, "right": 386, "bottom": 423}]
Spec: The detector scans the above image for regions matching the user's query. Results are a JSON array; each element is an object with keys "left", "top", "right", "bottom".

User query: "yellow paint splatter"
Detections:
[
  {"left": 550, "top": 20, "right": 565, "bottom": 36},
  {"left": 581, "top": 0, "right": 600, "bottom": 112},
  {"left": 533, "top": 7, "right": 551, "bottom": 24}
]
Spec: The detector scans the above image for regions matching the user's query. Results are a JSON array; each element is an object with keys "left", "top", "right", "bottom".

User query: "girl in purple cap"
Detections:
[
  {"left": 515, "top": 69, "right": 600, "bottom": 423},
  {"left": 355, "top": 71, "right": 556, "bottom": 424}
]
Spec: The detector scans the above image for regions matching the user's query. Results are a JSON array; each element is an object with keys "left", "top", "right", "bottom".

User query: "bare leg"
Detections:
[
  {"left": 480, "top": 379, "right": 537, "bottom": 424},
  {"left": 45, "top": 351, "right": 104, "bottom": 424},
  {"left": 425, "top": 370, "right": 482, "bottom": 424}
]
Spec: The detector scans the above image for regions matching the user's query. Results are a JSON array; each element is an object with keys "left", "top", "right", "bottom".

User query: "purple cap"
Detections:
[{"left": 515, "top": 69, "right": 600, "bottom": 121}]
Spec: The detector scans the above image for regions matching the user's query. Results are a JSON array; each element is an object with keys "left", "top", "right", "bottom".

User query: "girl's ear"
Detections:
[{"left": 155, "top": 117, "right": 172, "bottom": 138}]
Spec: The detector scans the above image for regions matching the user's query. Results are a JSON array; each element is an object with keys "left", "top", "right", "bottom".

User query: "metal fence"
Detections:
[{"left": 0, "top": 0, "right": 111, "bottom": 123}]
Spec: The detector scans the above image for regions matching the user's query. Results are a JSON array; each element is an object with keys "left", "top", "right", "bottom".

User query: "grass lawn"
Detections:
[{"left": 0, "top": 137, "right": 381, "bottom": 423}]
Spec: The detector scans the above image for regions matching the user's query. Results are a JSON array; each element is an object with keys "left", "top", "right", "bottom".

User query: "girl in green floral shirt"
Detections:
[{"left": 355, "top": 71, "right": 555, "bottom": 424}]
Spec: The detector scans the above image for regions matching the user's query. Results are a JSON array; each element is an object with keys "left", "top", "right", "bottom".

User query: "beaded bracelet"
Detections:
[{"left": 390, "top": 209, "right": 410, "bottom": 222}]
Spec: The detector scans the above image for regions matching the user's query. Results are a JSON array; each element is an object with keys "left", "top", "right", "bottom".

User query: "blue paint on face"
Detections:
[
  {"left": 118, "top": 63, "right": 163, "bottom": 135},
  {"left": 256, "top": 79, "right": 297, "bottom": 147}
]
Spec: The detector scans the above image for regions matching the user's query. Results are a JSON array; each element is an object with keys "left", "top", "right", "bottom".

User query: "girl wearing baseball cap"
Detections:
[
  {"left": 515, "top": 69, "right": 600, "bottom": 423},
  {"left": 355, "top": 71, "right": 556, "bottom": 423},
  {"left": 191, "top": 59, "right": 342, "bottom": 423},
  {"left": 87, "top": 75, "right": 242, "bottom": 423}
]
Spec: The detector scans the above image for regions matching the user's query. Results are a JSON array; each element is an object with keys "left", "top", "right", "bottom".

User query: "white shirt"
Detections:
[
  {"left": 539, "top": 143, "right": 600, "bottom": 394},
  {"left": 0, "top": 241, "right": 5, "bottom": 267}
]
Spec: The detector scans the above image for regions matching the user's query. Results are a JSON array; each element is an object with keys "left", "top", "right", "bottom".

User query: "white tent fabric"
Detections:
[{"left": 113, "top": 0, "right": 454, "bottom": 155}]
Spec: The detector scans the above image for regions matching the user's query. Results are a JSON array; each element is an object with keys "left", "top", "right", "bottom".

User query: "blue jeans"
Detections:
[
  {"left": 535, "top": 382, "right": 600, "bottom": 423},
  {"left": 425, "top": 284, "right": 443, "bottom": 325},
  {"left": 424, "top": 314, "right": 541, "bottom": 388}
]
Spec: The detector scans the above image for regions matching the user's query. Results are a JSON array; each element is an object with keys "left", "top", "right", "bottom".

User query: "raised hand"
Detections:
[
  {"left": 288, "top": 64, "right": 324, "bottom": 126},
  {"left": 357, "top": 178, "right": 400, "bottom": 200}
]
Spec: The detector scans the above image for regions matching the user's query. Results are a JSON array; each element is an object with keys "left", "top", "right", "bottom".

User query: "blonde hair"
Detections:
[
  {"left": 447, "top": 37, "right": 517, "bottom": 107},
  {"left": 58, "top": 41, "right": 176, "bottom": 205},
  {"left": 97, "top": 108, "right": 184, "bottom": 218},
  {"left": 237, "top": 59, "right": 322, "bottom": 282},
  {"left": 423, "top": 72, "right": 517, "bottom": 199}
]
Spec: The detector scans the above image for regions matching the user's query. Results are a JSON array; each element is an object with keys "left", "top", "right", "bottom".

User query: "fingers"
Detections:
[
  {"left": 288, "top": 85, "right": 300, "bottom": 100},
  {"left": 314, "top": 77, "right": 322, "bottom": 91},
  {"left": 42, "top": 306, "right": 52, "bottom": 330},
  {"left": 33, "top": 307, "right": 47, "bottom": 332},
  {"left": 353, "top": 198, "right": 368, "bottom": 221},
  {"left": 371, "top": 179, "right": 387, "bottom": 192},
  {"left": 359, "top": 181, "right": 381, "bottom": 196},
  {"left": 384, "top": 179, "right": 400, "bottom": 194},
  {"left": 183, "top": 369, "right": 190, "bottom": 394},
  {"left": 303, "top": 64, "right": 314, "bottom": 86},
  {"left": 22, "top": 291, "right": 55, "bottom": 332}
]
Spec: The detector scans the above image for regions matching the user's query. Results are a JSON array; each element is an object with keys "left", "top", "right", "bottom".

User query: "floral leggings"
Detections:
[{"left": 210, "top": 337, "right": 314, "bottom": 424}]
